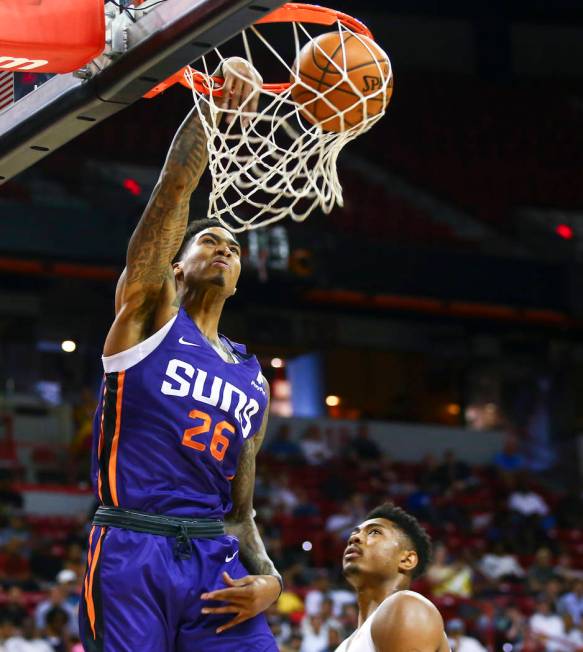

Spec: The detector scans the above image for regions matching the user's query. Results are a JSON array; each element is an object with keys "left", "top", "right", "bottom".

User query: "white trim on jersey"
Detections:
[{"left": 102, "top": 315, "right": 178, "bottom": 373}]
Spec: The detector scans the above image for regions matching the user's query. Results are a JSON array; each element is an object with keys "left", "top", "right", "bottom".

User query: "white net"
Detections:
[{"left": 186, "top": 12, "right": 392, "bottom": 232}]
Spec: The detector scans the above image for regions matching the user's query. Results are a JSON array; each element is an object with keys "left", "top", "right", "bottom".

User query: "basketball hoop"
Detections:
[{"left": 147, "top": 3, "right": 393, "bottom": 232}]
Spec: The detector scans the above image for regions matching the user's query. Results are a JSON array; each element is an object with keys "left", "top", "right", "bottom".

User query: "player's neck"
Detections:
[
  {"left": 181, "top": 289, "right": 226, "bottom": 342},
  {"left": 356, "top": 578, "right": 407, "bottom": 625}
]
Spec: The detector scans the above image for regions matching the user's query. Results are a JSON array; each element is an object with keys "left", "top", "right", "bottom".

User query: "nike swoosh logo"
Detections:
[
  {"left": 178, "top": 336, "right": 201, "bottom": 347},
  {"left": 225, "top": 551, "right": 238, "bottom": 563}
]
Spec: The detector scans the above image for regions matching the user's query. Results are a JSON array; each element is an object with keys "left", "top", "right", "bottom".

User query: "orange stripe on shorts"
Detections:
[
  {"left": 87, "top": 527, "right": 106, "bottom": 639},
  {"left": 108, "top": 370, "right": 125, "bottom": 506},
  {"left": 83, "top": 526, "right": 96, "bottom": 606}
]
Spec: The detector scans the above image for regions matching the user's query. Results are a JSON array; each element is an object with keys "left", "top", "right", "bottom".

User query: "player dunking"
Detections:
[
  {"left": 80, "top": 58, "right": 281, "bottom": 652},
  {"left": 336, "top": 503, "right": 449, "bottom": 652}
]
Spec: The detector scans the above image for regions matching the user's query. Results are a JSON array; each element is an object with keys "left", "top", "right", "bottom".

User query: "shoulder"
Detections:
[{"left": 371, "top": 591, "right": 444, "bottom": 652}]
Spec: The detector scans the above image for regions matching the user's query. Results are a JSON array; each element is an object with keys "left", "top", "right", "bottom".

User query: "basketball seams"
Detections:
[
  {"left": 313, "top": 32, "right": 353, "bottom": 126},
  {"left": 292, "top": 30, "right": 391, "bottom": 132}
]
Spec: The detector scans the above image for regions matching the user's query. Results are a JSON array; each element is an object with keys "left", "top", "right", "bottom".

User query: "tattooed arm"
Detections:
[
  {"left": 202, "top": 383, "right": 282, "bottom": 633},
  {"left": 104, "top": 57, "right": 263, "bottom": 356},
  {"left": 103, "top": 104, "right": 210, "bottom": 357}
]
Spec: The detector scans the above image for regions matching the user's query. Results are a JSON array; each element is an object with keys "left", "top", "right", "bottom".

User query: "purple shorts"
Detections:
[{"left": 80, "top": 526, "right": 278, "bottom": 652}]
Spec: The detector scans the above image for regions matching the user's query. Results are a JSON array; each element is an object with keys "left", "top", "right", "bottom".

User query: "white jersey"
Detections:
[
  {"left": 335, "top": 606, "right": 378, "bottom": 652},
  {"left": 336, "top": 591, "right": 438, "bottom": 652}
]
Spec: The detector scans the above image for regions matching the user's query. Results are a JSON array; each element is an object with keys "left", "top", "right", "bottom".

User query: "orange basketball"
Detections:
[{"left": 290, "top": 31, "right": 393, "bottom": 133}]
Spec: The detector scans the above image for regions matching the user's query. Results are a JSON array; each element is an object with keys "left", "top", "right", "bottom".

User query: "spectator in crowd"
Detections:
[
  {"left": 34, "top": 584, "right": 75, "bottom": 638},
  {"left": 323, "top": 626, "right": 343, "bottom": 652},
  {"left": 0, "top": 516, "right": 31, "bottom": 549},
  {"left": 280, "top": 633, "right": 302, "bottom": 652},
  {"left": 276, "top": 584, "right": 304, "bottom": 616},
  {"left": 544, "top": 578, "right": 566, "bottom": 608},
  {"left": 447, "top": 619, "right": 487, "bottom": 652},
  {"left": 42, "top": 607, "right": 69, "bottom": 652},
  {"left": 292, "top": 488, "right": 320, "bottom": 519},
  {"left": 528, "top": 547, "right": 558, "bottom": 594},
  {"left": 54, "top": 570, "right": 80, "bottom": 638},
  {"left": 493, "top": 435, "right": 525, "bottom": 475},
  {"left": 327, "top": 586, "right": 356, "bottom": 621},
  {"left": 265, "top": 425, "right": 304, "bottom": 464},
  {"left": 508, "top": 476, "right": 550, "bottom": 518},
  {"left": 556, "top": 553, "right": 583, "bottom": 584},
  {"left": 0, "top": 587, "right": 28, "bottom": 629},
  {"left": 405, "top": 480, "right": 437, "bottom": 524},
  {"left": 478, "top": 542, "right": 525, "bottom": 582},
  {"left": 338, "top": 603, "right": 358, "bottom": 637},
  {"left": 300, "top": 614, "right": 335, "bottom": 652},
  {"left": 319, "top": 597, "right": 342, "bottom": 635},
  {"left": 558, "top": 579, "right": 583, "bottom": 626},
  {"left": 269, "top": 474, "right": 299, "bottom": 515},
  {"left": 299, "top": 426, "right": 333, "bottom": 466},
  {"left": 528, "top": 598, "right": 566, "bottom": 652},
  {"left": 494, "top": 606, "right": 527, "bottom": 649},
  {"left": 265, "top": 604, "right": 293, "bottom": 648},
  {"left": 446, "top": 618, "right": 486, "bottom": 652},
  {"left": 507, "top": 475, "right": 554, "bottom": 552},
  {"left": 60, "top": 544, "right": 84, "bottom": 581},
  {"left": 344, "top": 424, "right": 381, "bottom": 465},
  {"left": 427, "top": 544, "right": 473, "bottom": 598},
  {"left": 0, "top": 538, "right": 32, "bottom": 587},
  {"left": 304, "top": 571, "right": 330, "bottom": 617},
  {"left": 3, "top": 616, "right": 53, "bottom": 652},
  {"left": 325, "top": 495, "right": 367, "bottom": 542},
  {"left": 433, "top": 450, "right": 473, "bottom": 495}
]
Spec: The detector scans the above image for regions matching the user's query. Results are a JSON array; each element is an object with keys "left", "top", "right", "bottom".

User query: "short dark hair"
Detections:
[
  {"left": 173, "top": 218, "right": 234, "bottom": 263},
  {"left": 365, "top": 502, "right": 432, "bottom": 579}
]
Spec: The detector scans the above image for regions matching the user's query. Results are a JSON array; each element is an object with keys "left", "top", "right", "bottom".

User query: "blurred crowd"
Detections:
[{"left": 0, "top": 424, "right": 581, "bottom": 652}]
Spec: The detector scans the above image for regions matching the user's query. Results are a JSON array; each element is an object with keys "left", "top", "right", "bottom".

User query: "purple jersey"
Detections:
[{"left": 92, "top": 307, "right": 268, "bottom": 518}]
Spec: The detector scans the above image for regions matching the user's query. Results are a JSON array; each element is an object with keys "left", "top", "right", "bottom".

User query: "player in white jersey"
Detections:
[{"left": 336, "top": 503, "right": 450, "bottom": 652}]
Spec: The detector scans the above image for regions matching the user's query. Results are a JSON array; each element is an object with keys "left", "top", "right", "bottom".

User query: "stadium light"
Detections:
[{"left": 61, "top": 340, "right": 76, "bottom": 353}]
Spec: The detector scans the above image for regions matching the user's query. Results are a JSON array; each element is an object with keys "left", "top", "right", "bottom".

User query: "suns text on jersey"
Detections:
[{"left": 160, "top": 359, "right": 260, "bottom": 438}]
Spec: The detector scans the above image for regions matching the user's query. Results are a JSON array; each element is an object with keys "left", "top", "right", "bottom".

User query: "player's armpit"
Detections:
[
  {"left": 371, "top": 594, "right": 445, "bottom": 652},
  {"left": 104, "top": 265, "right": 178, "bottom": 355}
]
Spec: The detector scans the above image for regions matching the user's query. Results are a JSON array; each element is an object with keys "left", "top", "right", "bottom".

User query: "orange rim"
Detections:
[{"left": 144, "top": 2, "right": 375, "bottom": 99}]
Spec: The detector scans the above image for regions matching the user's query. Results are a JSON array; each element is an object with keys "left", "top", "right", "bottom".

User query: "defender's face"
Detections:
[
  {"left": 342, "top": 518, "right": 417, "bottom": 583},
  {"left": 178, "top": 227, "right": 241, "bottom": 295}
]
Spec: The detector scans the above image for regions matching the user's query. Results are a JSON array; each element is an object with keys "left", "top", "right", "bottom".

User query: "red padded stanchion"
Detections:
[{"left": 0, "top": 0, "right": 105, "bottom": 73}]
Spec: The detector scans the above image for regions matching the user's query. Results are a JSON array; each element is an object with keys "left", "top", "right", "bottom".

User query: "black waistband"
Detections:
[{"left": 93, "top": 506, "right": 225, "bottom": 559}]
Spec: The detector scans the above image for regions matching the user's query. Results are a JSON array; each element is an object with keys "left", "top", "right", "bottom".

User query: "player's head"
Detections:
[
  {"left": 173, "top": 218, "right": 241, "bottom": 298},
  {"left": 342, "top": 502, "right": 431, "bottom": 590}
]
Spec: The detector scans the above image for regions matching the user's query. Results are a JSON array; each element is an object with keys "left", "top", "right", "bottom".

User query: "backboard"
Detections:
[{"left": 0, "top": 0, "right": 285, "bottom": 183}]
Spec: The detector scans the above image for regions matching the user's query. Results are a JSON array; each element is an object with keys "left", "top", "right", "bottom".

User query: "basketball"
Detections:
[{"left": 290, "top": 31, "right": 393, "bottom": 133}]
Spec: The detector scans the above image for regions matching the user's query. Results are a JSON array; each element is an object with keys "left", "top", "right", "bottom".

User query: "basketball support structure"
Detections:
[{"left": 0, "top": 0, "right": 284, "bottom": 184}]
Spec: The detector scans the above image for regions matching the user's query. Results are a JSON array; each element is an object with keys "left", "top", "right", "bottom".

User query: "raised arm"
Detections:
[
  {"left": 103, "top": 105, "right": 210, "bottom": 357},
  {"left": 104, "top": 58, "right": 262, "bottom": 357},
  {"left": 201, "top": 383, "right": 283, "bottom": 633}
]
